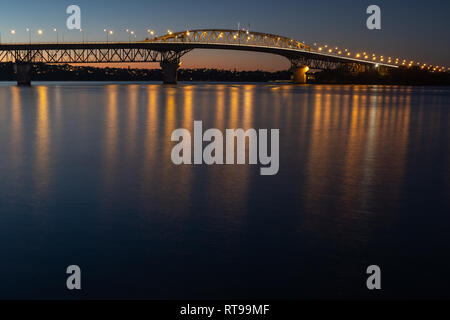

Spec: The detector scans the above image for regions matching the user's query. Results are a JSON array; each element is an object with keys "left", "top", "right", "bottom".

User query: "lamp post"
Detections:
[
  {"left": 10, "top": 30, "right": 16, "bottom": 43},
  {"left": 237, "top": 23, "right": 241, "bottom": 45},
  {"left": 53, "top": 28, "right": 58, "bottom": 43},
  {"left": 104, "top": 29, "right": 113, "bottom": 42},
  {"left": 37, "top": 29, "right": 43, "bottom": 43},
  {"left": 147, "top": 29, "right": 155, "bottom": 39},
  {"left": 126, "top": 29, "right": 135, "bottom": 42},
  {"left": 26, "top": 28, "right": 32, "bottom": 44}
]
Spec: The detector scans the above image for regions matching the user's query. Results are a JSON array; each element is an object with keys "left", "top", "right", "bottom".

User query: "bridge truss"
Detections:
[
  {"left": 290, "top": 56, "right": 372, "bottom": 73},
  {"left": 0, "top": 46, "right": 190, "bottom": 64},
  {"left": 152, "top": 29, "right": 311, "bottom": 51}
]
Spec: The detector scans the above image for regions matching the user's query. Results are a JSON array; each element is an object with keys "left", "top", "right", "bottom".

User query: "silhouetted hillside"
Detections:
[{"left": 311, "top": 68, "right": 450, "bottom": 85}]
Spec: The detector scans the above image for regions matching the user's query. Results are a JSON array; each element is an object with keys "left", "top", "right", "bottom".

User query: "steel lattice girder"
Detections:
[
  {"left": 153, "top": 29, "right": 311, "bottom": 51},
  {"left": 0, "top": 48, "right": 191, "bottom": 63}
]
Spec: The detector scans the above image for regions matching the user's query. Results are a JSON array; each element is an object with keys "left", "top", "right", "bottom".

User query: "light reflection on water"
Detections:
[{"left": 0, "top": 83, "right": 449, "bottom": 299}]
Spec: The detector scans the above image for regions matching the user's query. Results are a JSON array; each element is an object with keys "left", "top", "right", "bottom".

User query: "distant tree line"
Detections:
[
  {"left": 310, "top": 68, "right": 450, "bottom": 85},
  {"left": 0, "top": 62, "right": 449, "bottom": 85},
  {"left": 0, "top": 63, "right": 291, "bottom": 82}
]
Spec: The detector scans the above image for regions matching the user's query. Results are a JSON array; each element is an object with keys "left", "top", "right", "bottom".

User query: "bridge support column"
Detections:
[
  {"left": 292, "top": 65, "right": 309, "bottom": 84},
  {"left": 160, "top": 60, "right": 180, "bottom": 84},
  {"left": 14, "top": 63, "right": 33, "bottom": 86}
]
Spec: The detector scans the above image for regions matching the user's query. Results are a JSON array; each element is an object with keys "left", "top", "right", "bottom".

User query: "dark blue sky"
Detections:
[{"left": 1, "top": 0, "right": 449, "bottom": 70}]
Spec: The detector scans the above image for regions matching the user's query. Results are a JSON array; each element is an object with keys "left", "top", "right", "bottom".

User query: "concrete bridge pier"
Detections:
[
  {"left": 292, "top": 65, "right": 309, "bottom": 84},
  {"left": 160, "top": 60, "right": 180, "bottom": 84},
  {"left": 14, "top": 63, "right": 33, "bottom": 86}
]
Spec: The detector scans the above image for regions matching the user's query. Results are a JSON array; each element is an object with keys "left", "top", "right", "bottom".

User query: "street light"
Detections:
[
  {"left": 104, "top": 29, "right": 113, "bottom": 42},
  {"left": 10, "top": 30, "right": 16, "bottom": 43},
  {"left": 53, "top": 28, "right": 58, "bottom": 43},
  {"left": 37, "top": 29, "right": 43, "bottom": 43},
  {"left": 147, "top": 29, "right": 155, "bottom": 40},
  {"left": 26, "top": 28, "right": 31, "bottom": 44}
]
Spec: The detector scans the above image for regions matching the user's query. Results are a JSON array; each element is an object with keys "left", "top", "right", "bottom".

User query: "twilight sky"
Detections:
[{"left": 1, "top": 0, "right": 449, "bottom": 70}]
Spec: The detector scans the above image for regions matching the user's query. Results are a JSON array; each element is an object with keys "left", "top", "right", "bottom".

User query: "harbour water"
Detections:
[{"left": 0, "top": 82, "right": 448, "bottom": 299}]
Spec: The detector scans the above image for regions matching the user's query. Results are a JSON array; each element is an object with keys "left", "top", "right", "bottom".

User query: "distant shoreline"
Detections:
[{"left": 1, "top": 62, "right": 449, "bottom": 86}]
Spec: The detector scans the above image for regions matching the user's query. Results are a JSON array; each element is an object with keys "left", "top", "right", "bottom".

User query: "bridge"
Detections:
[{"left": 0, "top": 29, "right": 443, "bottom": 85}]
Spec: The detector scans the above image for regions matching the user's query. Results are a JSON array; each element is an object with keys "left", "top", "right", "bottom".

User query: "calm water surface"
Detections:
[{"left": 0, "top": 82, "right": 449, "bottom": 299}]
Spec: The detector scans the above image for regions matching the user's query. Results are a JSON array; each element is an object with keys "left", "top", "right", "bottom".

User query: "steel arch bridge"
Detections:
[
  {"left": 0, "top": 29, "right": 395, "bottom": 69},
  {"left": 0, "top": 28, "right": 434, "bottom": 85}
]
